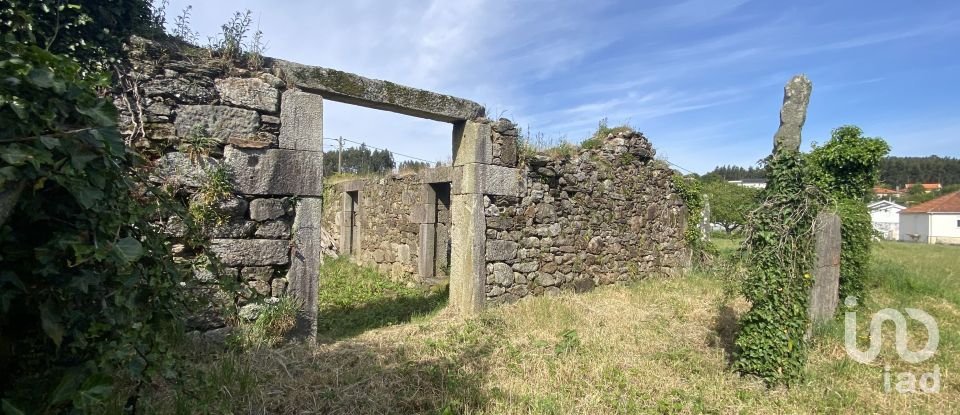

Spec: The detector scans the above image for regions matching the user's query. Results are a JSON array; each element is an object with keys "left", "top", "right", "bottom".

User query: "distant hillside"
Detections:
[
  {"left": 703, "top": 156, "right": 960, "bottom": 186},
  {"left": 879, "top": 156, "right": 960, "bottom": 187},
  {"left": 701, "top": 165, "right": 767, "bottom": 181}
]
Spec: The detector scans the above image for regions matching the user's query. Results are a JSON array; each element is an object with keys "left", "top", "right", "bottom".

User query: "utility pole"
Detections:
[{"left": 338, "top": 136, "right": 343, "bottom": 174}]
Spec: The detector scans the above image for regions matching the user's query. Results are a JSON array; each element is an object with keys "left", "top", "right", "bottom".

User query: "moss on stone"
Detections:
[{"left": 301, "top": 66, "right": 366, "bottom": 97}]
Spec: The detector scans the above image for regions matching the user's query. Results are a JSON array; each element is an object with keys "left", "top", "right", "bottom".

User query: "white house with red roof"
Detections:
[{"left": 899, "top": 191, "right": 960, "bottom": 244}]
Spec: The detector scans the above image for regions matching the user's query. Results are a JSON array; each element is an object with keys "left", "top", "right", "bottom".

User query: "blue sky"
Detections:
[{"left": 161, "top": 0, "right": 960, "bottom": 173}]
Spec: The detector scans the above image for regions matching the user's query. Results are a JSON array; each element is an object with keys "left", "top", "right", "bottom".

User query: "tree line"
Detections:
[
  {"left": 323, "top": 145, "right": 441, "bottom": 177},
  {"left": 878, "top": 156, "right": 960, "bottom": 187},
  {"left": 323, "top": 145, "right": 395, "bottom": 176},
  {"left": 704, "top": 155, "right": 960, "bottom": 187},
  {"left": 701, "top": 165, "right": 767, "bottom": 182}
]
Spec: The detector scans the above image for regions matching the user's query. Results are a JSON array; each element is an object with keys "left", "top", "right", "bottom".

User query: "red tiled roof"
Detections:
[
  {"left": 906, "top": 183, "right": 942, "bottom": 191},
  {"left": 873, "top": 187, "right": 899, "bottom": 195},
  {"left": 901, "top": 191, "right": 960, "bottom": 214}
]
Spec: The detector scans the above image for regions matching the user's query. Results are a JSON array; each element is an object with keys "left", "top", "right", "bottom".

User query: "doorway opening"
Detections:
[
  {"left": 342, "top": 190, "right": 359, "bottom": 256},
  {"left": 431, "top": 182, "right": 452, "bottom": 281}
]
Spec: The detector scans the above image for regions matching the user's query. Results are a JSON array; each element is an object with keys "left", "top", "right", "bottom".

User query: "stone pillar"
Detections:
[
  {"left": 279, "top": 90, "right": 324, "bottom": 343},
  {"left": 809, "top": 211, "right": 841, "bottom": 324},
  {"left": 286, "top": 197, "right": 322, "bottom": 341},
  {"left": 339, "top": 192, "right": 354, "bottom": 255},
  {"left": 449, "top": 192, "right": 486, "bottom": 314},
  {"left": 449, "top": 121, "right": 521, "bottom": 315},
  {"left": 449, "top": 121, "right": 489, "bottom": 314},
  {"left": 772, "top": 75, "right": 812, "bottom": 155},
  {"left": 279, "top": 89, "right": 324, "bottom": 152}
]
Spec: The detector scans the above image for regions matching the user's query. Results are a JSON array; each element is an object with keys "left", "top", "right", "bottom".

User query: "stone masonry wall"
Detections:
[
  {"left": 115, "top": 36, "right": 324, "bottom": 336},
  {"left": 322, "top": 168, "right": 452, "bottom": 284},
  {"left": 323, "top": 121, "right": 691, "bottom": 307},
  {"left": 483, "top": 131, "right": 690, "bottom": 304}
]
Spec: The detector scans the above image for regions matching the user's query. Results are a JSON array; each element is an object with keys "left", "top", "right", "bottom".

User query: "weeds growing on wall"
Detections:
[
  {"left": 172, "top": 5, "right": 199, "bottom": 44},
  {"left": 187, "top": 165, "right": 235, "bottom": 234},
  {"left": 201, "top": 9, "right": 268, "bottom": 69},
  {"left": 231, "top": 297, "right": 301, "bottom": 349},
  {"left": 178, "top": 124, "right": 217, "bottom": 161},
  {"left": 733, "top": 151, "right": 825, "bottom": 384},
  {"left": 672, "top": 174, "right": 716, "bottom": 266}
]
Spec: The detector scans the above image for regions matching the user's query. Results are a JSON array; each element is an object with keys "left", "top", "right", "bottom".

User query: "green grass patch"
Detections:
[
  {"left": 129, "top": 241, "right": 960, "bottom": 414},
  {"left": 316, "top": 256, "right": 447, "bottom": 341}
]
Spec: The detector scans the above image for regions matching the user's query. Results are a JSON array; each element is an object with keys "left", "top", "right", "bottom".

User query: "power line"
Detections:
[{"left": 665, "top": 160, "right": 697, "bottom": 176}]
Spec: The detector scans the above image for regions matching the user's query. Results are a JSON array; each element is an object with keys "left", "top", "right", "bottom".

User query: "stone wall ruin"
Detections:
[
  {"left": 117, "top": 34, "right": 694, "bottom": 341},
  {"left": 118, "top": 36, "right": 329, "bottom": 340},
  {"left": 321, "top": 123, "right": 692, "bottom": 306},
  {"left": 483, "top": 132, "right": 690, "bottom": 304},
  {"left": 322, "top": 168, "right": 453, "bottom": 286}
]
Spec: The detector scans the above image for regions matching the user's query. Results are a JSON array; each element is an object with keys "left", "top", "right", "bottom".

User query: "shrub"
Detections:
[
  {"left": 808, "top": 126, "right": 890, "bottom": 301},
  {"left": 672, "top": 174, "right": 716, "bottom": 266},
  {"left": 0, "top": 35, "right": 193, "bottom": 411},
  {"left": 0, "top": 0, "right": 160, "bottom": 71}
]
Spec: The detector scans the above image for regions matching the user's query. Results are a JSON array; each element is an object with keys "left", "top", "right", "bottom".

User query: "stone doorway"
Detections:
[
  {"left": 341, "top": 190, "right": 359, "bottom": 256},
  {"left": 419, "top": 182, "right": 452, "bottom": 285}
]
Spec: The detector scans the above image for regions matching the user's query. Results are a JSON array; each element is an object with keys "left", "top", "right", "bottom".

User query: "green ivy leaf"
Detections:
[
  {"left": 40, "top": 303, "right": 64, "bottom": 347},
  {"left": 1, "top": 399, "right": 26, "bottom": 415},
  {"left": 39, "top": 135, "right": 60, "bottom": 149},
  {"left": 49, "top": 370, "right": 83, "bottom": 405},
  {"left": 76, "top": 104, "right": 116, "bottom": 127},
  {"left": 68, "top": 147, "right": 99, "bottom": 171},
  {"left": 0, "top": 146, "right": 30, "bottom": 165},
  {"left": 113, "top": 237, "right": 143, "bottom": 264},
  {"left": 68, "top": 184, "right": 104, "bottom": 209},
  {"left": 26, "top": 67, "right": 54, "bottom": 88}
]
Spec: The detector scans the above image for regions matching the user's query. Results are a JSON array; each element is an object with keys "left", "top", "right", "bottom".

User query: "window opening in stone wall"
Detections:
[
  {"left": 347, "top": 190, "right": 359, "bottom": 256},
  {"left": 432, "top": 182, "right": 452, "bottom": 280}
]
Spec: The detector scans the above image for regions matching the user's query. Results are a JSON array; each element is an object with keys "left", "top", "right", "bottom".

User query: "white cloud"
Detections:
[{"left": 159, "top": 0, "right": 960, "bottom": 172}]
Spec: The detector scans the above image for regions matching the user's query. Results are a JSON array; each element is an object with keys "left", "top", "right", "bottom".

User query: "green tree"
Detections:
[
  {"left": 809, "top": 125, "right": 890, "bottom": 301},
  {"left": 907, "top": 183, "right": 927, "bottom": 197},
  {"left": 703, "top": 180, "right": 760, "bottom": 233},
  {"left": 1, "top": 0, "right": 159, "bottom": 72}
]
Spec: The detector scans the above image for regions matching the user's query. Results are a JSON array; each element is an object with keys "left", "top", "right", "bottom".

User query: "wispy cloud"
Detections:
[
  {"left": 643, "top": 0, "right": 752, "bottom": 26},
  {"left": 166, "top": 0, "right": 960, "bottom": 172}
]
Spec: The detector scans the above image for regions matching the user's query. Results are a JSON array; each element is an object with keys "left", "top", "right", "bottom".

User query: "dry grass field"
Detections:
[{"left": 131, "top": 241, "right": 959, "bottom": 414}]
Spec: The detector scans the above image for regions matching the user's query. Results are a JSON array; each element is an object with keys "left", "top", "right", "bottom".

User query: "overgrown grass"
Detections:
[
  {"left": 316, "top": 256, "right": 448, "bottom": 341},
  {"left": 131, "top": 242, "right": 959, "bottom": 414},
  {"left": 232, "top": 296, "right": 301, "bottom": 348}
]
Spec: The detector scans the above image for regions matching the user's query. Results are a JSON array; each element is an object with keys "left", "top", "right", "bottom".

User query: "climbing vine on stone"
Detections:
[
  {"left": 808, "top": 125, "right": 890, "bottom": 301},
  {"left": 672, "top": 174, "right": 716, "bottom": 265},
  {"left": 734, "top": 151, "right": 826, "bottom": 384}
]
